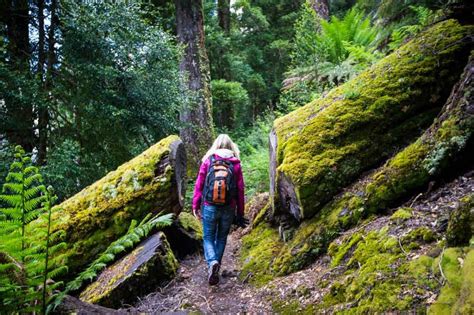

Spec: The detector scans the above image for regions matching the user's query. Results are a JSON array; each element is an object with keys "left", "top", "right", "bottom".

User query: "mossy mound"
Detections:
[
  {"left": 239, "top": 222, "right": 283, "bottom": 286},
  {"left": 79, "top": 232, "right": 178, "bottom": 308},
  {"left": 446, "top": 194, "right": 474, "bottom": 246},
  {"left": 34, "top": 135, "right": 186, "bottom": 276},
  {"left": 429, "top": 247, "right": 474, "bottom": 314},
  {"left": 270, "top": 19, "right": 473, "bottom": 220}
]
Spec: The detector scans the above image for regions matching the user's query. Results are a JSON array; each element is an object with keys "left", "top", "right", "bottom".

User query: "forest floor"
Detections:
[{"left": 123, "top": 169, "right": 473, "bottom": 314}]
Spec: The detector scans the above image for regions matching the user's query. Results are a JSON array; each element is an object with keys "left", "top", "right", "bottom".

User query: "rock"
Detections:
[
  {"left": 163, "top": 212, "right": 203, "bottom": 259},
  {"left": 79, "top": 232, "right": 178, "bottom": 309},
  {"left": 270, "top": 20, "right": 473, "bottom": 221},
  {"left": 32, "top": 135, "right": 187, "bottom": 277}
]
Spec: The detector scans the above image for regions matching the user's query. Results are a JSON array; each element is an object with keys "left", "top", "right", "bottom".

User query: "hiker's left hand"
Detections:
[{"left": 193, "top": 208, "right": 202, "bottom": 220}]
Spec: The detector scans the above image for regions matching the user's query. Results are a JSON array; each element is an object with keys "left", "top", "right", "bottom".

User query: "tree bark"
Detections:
[
  {"left": 270, "top": 20, "right": 472, "bottom": 221},
  {"left": 218, "top": 0, "right": 230, "bottom": 33},
  {"left": 4, "top": 0, "right": 34, "bottom": 152},
  {"left": 309, "top": 0, "right": 329, "bottom": 20},
  {"left": 175, "top": 0, "right": 214, "bottom": 171},
  {"left": 37, "top": 0, "right": 46, "bottom": 164},
  {"left": 32, "top": 136, "right": 187, "bottom": 277}
]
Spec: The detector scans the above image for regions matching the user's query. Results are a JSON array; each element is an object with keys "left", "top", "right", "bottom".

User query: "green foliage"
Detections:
[
  {"left": 211, "top": 79, "right": 250, "bottom": 130},
  {"left": 231, "top": 115, "right": 273, "bottom": 198},
  {"left": 282, "top": 6, "right": 381, "bottom": 111},
  {"left": 389, "top": 5, "right": 437, "bottom": 50},
  {"left": 0, "top": 146, "right": 67, "bottom": 314}
]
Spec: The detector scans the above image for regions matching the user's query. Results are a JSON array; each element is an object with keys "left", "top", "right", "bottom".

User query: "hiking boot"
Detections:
[{"left": 208, "top": 261, "right": 220, "bottom": 285}]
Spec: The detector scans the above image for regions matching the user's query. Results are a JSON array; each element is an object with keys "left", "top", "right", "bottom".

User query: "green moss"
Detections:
[
  {"left": 402, "top": 227, "right": 436, "bottom": 245},
  {"left": 272, "top": 300, "right": 315, "bottom": 314},
  {"left": 253, "top": 202, "right": 270, "bottom": 227},
  {"left": 328, "top": 233, "right": 363, "bottom": 267},
  {"left": 446, "top": 194, "right": 474, "bottom": 246},
  {"left": 33, "top": 135, "right": 183, "bottom": 277},
  {"left": 273, "top": 20, "right": 473, "bottom": 219},
  {"left": 390, "top": 207, "right": 413, "bottom": 221},
  {"left": 429, "top": 247, "right": 474, "bottom": 314},
  {"left": 178, "top": 212, "right": 203, "bottom": 240},
  {"left": 239, "top": 222, "right": 283, "bottom": 286}
]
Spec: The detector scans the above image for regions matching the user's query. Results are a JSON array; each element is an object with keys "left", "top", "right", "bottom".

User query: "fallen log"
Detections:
[
  {"left": 270, "top": 20, "right": 473, "bottom": 221},
  {"left": 35, "top": 135, "right": 186, "bottom": 277},
  {"left": 79, "top": 232, "right": 178, "bottom": 309}
]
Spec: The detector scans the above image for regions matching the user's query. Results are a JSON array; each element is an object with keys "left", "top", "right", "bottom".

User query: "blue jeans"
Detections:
[{"left": 202, "top": 204, "right": 235, "bottom": 267}]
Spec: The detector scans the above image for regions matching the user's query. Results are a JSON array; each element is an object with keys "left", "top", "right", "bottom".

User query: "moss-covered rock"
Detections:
[
  {"left": 34, "top": 135, "right": 186, "bottom": 277},
  {"left": 79, "top": 232, "right": 178, "bottom": 308},
  {"left": 446, "top": 194, "right": 474, "bottom": 246},
  {"left": 270, "top": 20, "right": 473, "bottom": 221}
]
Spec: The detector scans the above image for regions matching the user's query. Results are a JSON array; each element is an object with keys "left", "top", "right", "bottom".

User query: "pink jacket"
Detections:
[{"left": 192, "top": 153, "right": 245, "bottom": 216}]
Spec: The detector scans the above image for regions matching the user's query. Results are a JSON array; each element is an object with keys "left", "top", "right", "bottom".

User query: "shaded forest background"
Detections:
[{"left": 1, "top": 0, "right": 457, "bottom": 202}]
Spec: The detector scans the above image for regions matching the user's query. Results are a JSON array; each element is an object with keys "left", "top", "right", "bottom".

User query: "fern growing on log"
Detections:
[
  {"left": 0, "top": 146, "right": 68, "bottom": 314},
  {"left": 50, "top": 212, "right": 174, "bottom": 310}
]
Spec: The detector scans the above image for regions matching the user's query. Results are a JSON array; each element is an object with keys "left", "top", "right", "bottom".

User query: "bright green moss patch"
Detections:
[
  {"left": 178, "top": 212, "right": 203, "bottom": 240},
  {"left": 272, "top": 20, "right": 473, "bottom": 219},
  {"left": 429, "top": 247, "right": 474, "bottom": 314},
  {"left": 391, "top": 207, "right": 413, "bottom": 221},
  {"left": 239, "top": 222, "right": 283, "bottom": 286}
]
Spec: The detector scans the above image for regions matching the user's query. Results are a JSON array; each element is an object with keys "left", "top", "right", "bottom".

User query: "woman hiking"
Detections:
[{"left": 192, "top": 134, "right": 248, "bottom": 285}]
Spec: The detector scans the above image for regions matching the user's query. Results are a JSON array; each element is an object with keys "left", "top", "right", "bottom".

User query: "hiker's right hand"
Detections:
[{"left": 193, "top": 208, "right": 202, "bottom": 220}]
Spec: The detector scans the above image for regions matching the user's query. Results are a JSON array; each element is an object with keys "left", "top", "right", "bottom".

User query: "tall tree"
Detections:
[
  {"left": 175, "top": 0, "right": 214, "bottom": 170},
  {"left": 309, "top": 0, "right": 329, "bottom": 20},
  {"left": 217, "top": 0, "right": 230, "bottom": 33},
  {"left": 3, "top": 0, "right": 34, "bottom": 152}
]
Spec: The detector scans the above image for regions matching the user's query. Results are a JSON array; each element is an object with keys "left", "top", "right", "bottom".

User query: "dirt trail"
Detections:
[{"left": 133, "top": 230, "right": 270, "bottom": 313}]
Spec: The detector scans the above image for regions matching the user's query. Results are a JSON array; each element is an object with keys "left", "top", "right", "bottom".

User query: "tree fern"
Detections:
[{"left": 0, "top": 146, "right": 68, "bottom": 314}]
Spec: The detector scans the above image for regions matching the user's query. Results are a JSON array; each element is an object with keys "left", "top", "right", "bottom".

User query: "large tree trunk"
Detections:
[
  {"left": 270, "top": 20, "right": 473, "bottom": 221},
  {"left": 175, "top": 0, "right": 214, "bottom": 171},
  {"left": 218, "top": 0, "right": 230, "bottom": 33},
  {"left": 309, "top": 0, "right": 329, "bottom": 20},
  {"left": 4, "top": 0, "right": 34, "bottom": 152},
  {"left": 33, "top": 135, "right": 187, "bottom": 276}
]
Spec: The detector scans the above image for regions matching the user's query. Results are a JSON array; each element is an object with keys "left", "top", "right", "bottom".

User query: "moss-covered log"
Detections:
[
  {"left": 79, "top": 232, "right": 178, "bottom": 309},
  {"left": 270, "top": 20, "right": 473, "bottom": 221},
  {"left": 37, "top": 135, "right": 186, "bottom": 276},
  {"left": 241, "top": 48, "right": 474, "bottom": 284}
]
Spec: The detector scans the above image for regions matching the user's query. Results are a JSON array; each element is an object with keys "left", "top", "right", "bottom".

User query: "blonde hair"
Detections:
[{"left": 202, "top": 134, "right": 240, "bottom": 162}]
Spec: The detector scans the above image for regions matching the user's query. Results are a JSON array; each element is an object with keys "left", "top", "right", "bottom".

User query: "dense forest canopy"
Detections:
[{"left": 0, "top": 0, "right": 472, "bottom": 313}]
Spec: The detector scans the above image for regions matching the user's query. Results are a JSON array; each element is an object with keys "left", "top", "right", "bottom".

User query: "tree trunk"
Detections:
[
  {"left": 270, "top": 20, "right": 472, "bottom": 221},
  {"left": 218, "top": 0, "right": 230, "bottom": 33},
  {"left": 309, "top": 0, "right": 329, "bottom": 20},
  {"left": 37, "top": 0, "right": 46, "bottom": 164},
  {"left": 175, "top": 0, "right": 214, "bottom": 171},
  {"left": 32, "top": 136, "right": 187, "bottom": 277},
  {"left": 4, "top": 0, "right": 34, "bottom": 152}
]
